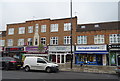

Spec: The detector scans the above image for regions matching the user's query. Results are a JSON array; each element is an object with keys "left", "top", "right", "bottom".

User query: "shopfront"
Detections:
[
  {"left": 48, "top": 46, "right": 74, "bottom": 64},
  {"left": 109, "top": 44, "right": 120, "bottom": 66},
  {"left": 4, "top": 47, "right": 26, "bottom": 61},
  {"left": 75, "top": 45, "right": 108, "bottom": 65},
  {"left": 24, "top": 46, "right": 48, "bottom": 59}
]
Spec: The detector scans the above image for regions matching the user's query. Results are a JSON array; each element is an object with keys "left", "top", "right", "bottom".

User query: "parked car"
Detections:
[
  {"left": 23, "top": 57, "right": 59, "bottom": 73},
  {"left": 115, "top": 66, "right": 120, "bottom": 75},
  {"left": 0, "top": 57, "right": 23, "bottom": 70}
]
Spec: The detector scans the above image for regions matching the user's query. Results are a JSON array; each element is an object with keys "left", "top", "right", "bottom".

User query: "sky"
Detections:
[{"left": 0, "top": 0, "right": 119, "bottom": 31}]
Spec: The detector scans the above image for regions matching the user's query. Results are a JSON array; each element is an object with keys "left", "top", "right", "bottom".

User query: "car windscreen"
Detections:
[
  {"left": 2, "top": 57, "right": 15, "bottom": 61},
  {"left": 43, "top": 57, "right": 52, "bottom": 63}
]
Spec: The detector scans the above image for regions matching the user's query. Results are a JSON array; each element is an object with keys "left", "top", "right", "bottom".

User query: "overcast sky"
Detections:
[{"left": 0, "top": 0, "right": 119, "bottom": 31}]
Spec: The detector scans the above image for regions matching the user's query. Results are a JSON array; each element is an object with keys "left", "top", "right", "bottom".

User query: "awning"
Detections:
[{"left": 75, "top": 51, "right": 109, "bottom": 54}]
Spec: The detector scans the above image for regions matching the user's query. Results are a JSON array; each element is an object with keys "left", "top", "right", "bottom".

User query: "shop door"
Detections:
[{"left": 96, "top": 55, "right": 102, "bottom": 65}]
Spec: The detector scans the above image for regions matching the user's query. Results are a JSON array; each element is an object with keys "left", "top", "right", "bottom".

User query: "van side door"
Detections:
[{"left": 36, "top": 58, "right": 47, "bottom": 70}]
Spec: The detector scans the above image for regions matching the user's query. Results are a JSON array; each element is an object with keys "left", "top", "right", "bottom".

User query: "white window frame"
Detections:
[
  {"left": 64, "top": 36, "right": 71, "bottom": 44},
  {"left": 35, "top": 24, "right": 39, "bottom": 33},
  {"left": 28, "top": 38, "right": 32, "bottom": 46},
  {"left": 41, "top": 25, "right": 46, "bottom": 33},
  {"left": 19, "top": 27, "right": 25, "bottom": 34},
  {"left": 18, "top": 39, "right": 24, "bottom": 46},
  {"left": 8, "top": 39, "right": 13, "bottom": 46},
  {"left": 81, "top": 26, "right": 86, "bottom": 28},
  {"left": 50, "top": 24, "right": 58, "bottom": 32},
  {"left": 50, "top": 37, "right": 58, "bottom": 45},
  {"left": 64, "top": 23, "right": 71, "bottom": 31},
  {"left": 77, "top": 36, "right": 87, "bottom": 44},
  {"left": 0, "top": 40, "right": 5, "bottom": 46},
  {"left": 109, "top": 34, "right": 120, "bottom": 44},
  {"left": 8, "top": 28, "right": 14, "bottom": 35},
  {"left": 41, "top": 37, "right": 46, "bottom": 45},
  {"left": 94, "top": 35, "right": 104, "bottom": 44},
  {"left": 28, "top": 26, "right": 33, "bottom": 33},
  {"left": 94, "top": 24, "right": 99, "bottom": 27}
]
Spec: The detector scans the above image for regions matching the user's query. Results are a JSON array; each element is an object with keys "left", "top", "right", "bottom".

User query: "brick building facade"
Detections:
[{"left": 2, "top": 16, "right": 120, "bottom": 65}]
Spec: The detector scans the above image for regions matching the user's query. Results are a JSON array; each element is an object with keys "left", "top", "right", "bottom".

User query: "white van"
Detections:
[{"left": 23, "top": 57, "right": 59, "bottom": 73}]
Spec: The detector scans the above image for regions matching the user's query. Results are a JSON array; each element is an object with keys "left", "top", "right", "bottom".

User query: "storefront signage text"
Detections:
[
  {"left": 49, "top": 46, "right": 74, "bottom": 52},
  {"left": 76, "top": 45, "right": 107, "bottom": 51}
]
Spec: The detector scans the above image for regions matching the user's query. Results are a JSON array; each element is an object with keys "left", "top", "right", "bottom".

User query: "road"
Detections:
[{"left": 1, "top": 70, "right": 119, "bottom": 80}]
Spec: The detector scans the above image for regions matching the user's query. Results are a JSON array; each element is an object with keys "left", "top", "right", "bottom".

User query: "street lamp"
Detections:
[{"left": 70, "top": 0, "right": 73, "bottom": 69}]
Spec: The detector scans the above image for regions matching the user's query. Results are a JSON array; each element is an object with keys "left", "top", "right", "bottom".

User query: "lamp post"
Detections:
[
  {"left": 108, "top": 44, "right": 111, "bottom": 66},
  {"left": 70, "top": 0, "right": 73, "bottom": 69}
]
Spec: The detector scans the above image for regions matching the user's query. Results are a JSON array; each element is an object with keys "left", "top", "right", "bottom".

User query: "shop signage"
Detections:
[
  {"left": 6, "top": 47, "right": 24, "bottom": 51},
  {"left": 26, "top": 46, "right": 47, "bottom": 53},
  {"left": 48, "top": 46, "right": 74, "bottom": 52},
  {"left": 110, "top": 44, "right": 120, "bottom": 48},
  {"left": 76, "top": 45, "right": 107, "bottom": 51}
]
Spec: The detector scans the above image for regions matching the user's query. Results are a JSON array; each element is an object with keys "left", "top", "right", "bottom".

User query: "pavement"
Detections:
[{"left": 59, "top": 63, "right": 117, "bottom": 74}]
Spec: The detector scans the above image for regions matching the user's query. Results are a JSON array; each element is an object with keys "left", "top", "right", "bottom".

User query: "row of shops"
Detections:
[{"left": 0, "top": 44, "right": 120, "bottom": 66}]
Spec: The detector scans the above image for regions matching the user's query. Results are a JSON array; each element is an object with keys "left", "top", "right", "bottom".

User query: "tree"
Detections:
[{"left": 38, "top": 44, "right": 44, "bottom": 52}]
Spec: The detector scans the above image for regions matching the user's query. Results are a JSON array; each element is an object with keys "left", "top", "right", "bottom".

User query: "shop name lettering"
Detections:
[
  {"left": 56, "top": 47, "right": 67, "bottom": 50},
  {"left": 78, "top": 47, "right": 103, "bottom": 49}
]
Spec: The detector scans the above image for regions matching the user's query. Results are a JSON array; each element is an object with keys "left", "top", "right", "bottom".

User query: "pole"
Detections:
[{"left": 70, "top": 0, "right": 73, "bottom": 69}]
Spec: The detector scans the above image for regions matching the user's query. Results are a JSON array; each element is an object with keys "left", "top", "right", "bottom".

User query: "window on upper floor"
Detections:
[
  {"left": 28, "top": 26, "right": 33, "bottom": 33},
  {"left": 28, "top": 38, "right": 33, "bottom": 46},
  {"left": 94, "top": 24, "right": 99, "bottom": 27},
  {"left": 81, "top": 26, "right": 86, "bottom": 28},
  {"left": 109, "top": 34, "right": 120, "bottom": 44},
  {"left": 50, "top": 24, "right": 58, "bottom": 32},
  {"left": 41, "top": 25, "right": 46, "bottom": 33},
  {"left": 64, "top": 23, "right": 71, "bottom": 31},
  {"left": 50, "top": 37, "right": 58, "bottom": 45},
  {"left": 0, "top": 40, "right": 5, "bottom": 46},
  {"left": 64, "top": 36, "right": 71, "bottom": 44},
  {"left": 41, "top": 37, "right": 46, "bottom": 45},
  {"left": 8, "top": 28, "right": 14, "bottom": 35},
  {"left": 35, "top": 24, "right": 39, "bottom": 33},
  {"left": 77, "top": 36, "right": 87, "bottom": 44},
  {"left": 18, "top": 39, "right": 24, "bottom": 46},
  {"left": 94, "top": 35, "right": 104, "bottom": 44},
  {"left": 19, "top": 27, "right": 25, "bottom": 34},
  {"left": 7, "top": 39, "right": 13, "bottom": 46}
]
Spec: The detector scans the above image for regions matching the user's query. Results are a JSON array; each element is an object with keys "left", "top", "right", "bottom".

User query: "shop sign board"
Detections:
[
  {"left": 76, "top": 45, "right": 107, "bottom": 51},
  {"left": 6, "top": 47, "right": 24, "bottom": 51},
  {"left": 26, "top": 46, "right": 47, "bottom": 53},
  {"left": 48, "top": 46, "right": 74, "bottom": 52}
]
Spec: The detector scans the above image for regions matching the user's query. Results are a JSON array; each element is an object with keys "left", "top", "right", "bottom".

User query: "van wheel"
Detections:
[
  {"left": 24, "top": 66, "right": 30, "bottom": 72},
  {"left": 46, "top": 67, "right": 51, "bottom": 73}
]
